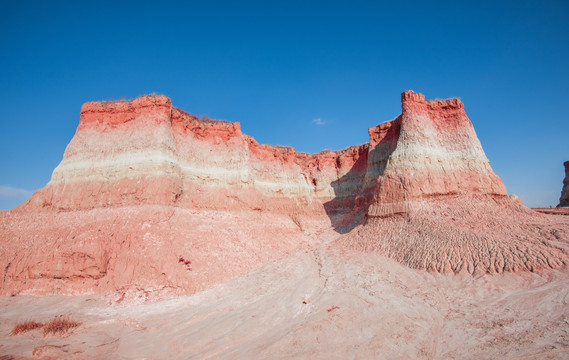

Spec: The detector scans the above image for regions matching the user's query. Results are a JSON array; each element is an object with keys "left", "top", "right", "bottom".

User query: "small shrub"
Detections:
[
  {"left": 10, "top": 320, "right": 44, "bottom": 336},
  {"left": 42, "top": 316, "right": 80, "bottom": 336}
]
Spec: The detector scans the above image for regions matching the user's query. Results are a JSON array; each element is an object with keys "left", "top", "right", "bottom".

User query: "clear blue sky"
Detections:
[{"left": 1, "top": 0, "right": 568, "bottom": 210}]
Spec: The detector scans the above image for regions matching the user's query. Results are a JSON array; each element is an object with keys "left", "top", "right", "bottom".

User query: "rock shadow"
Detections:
[
  {"left": 323, "top": 118, "right": 401, "bottom": 234},
  {"left": 322, "top": 156, "right": 369, "bottom": 234}
]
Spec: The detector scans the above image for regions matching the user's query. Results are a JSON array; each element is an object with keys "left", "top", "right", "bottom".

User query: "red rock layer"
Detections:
[
  {"left": 559, "top": 161, "right": 569, "bottom": 207},
  {"left": 1, "top": 91, "right": 566, "bottom": 298},
  {"left": 533, "top": 207, "right": 569, "bottom": 215},
  {"left": 0, "top": 206, "right": 313, "bottom": 299}
]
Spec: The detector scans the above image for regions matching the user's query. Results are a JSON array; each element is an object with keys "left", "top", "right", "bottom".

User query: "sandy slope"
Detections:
[{"left": 1, "top": 218, "right": 569, "bottom": 360}]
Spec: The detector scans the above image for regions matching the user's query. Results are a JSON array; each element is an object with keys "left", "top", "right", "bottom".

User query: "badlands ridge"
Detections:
[{"left": 1, "top": 91, "right": 568, "bottom": 299}]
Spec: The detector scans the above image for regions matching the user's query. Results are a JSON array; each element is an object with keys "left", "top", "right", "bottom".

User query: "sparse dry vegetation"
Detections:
[
  {"left": 10, "top": 320, "right": 44, "bottom": 336},
  {"left": 42, "top": 316, "right": 80, "bottom": 336},
  {"left": 10, "top": 316, "right": 81, "bottom": 337}
]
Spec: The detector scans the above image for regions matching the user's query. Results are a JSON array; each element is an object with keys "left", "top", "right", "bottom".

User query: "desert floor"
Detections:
[{"left": 2, "top": 220, "right": 569, "bottom": 360}]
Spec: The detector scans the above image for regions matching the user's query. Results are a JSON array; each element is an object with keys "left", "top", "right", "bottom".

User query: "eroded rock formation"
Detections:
[
  {"left": 20, "top": 91, "right": 507, "bottom": 220},
  {"left": 365, "top": 91, "right": 507, "bottom": 217},
  {"left": 559, "top": 161, "right": 569, "bottom": 207},
  {"left": 24, "top": 95, "right": 366, "bottom": 214},
  {"left": 1, "top": 91, "right": 567, "bottom": 298},
  {"left": 1, "top": 94, "right": 371, "bottom": 299},
  {"left": 336, "top": 93, "right": 567, "bottom": 274}
]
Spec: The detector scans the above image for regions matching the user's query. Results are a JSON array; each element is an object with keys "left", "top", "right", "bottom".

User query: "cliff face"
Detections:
[
  {"left": 334, "top": 95, "right": 566, "bottom": 275},
  {"left": 21, "top": 91, "right": 506, "bottom": 219},
  {"left": 23, "top": 95, "right": 369, "bottom": 214},
  {"left": 1, "top": 91, "right": 565, "bottom": 299},
  {"left": 2, "top": 94, "right": 378, "bottom": 299},
  {"left": 365, "top": 91, "right": 506, "bottom": 217},
  {"left": 559, "top": 161, "right": 569, "bottom": 207}
]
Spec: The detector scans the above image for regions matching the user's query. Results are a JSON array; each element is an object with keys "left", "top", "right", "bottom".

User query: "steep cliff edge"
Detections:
[
  {"left": 559, "top": 161, "right": 569, "bottom": 207},
  {"left": 1, "top": 91, "right": 567, "bottom": 299}
]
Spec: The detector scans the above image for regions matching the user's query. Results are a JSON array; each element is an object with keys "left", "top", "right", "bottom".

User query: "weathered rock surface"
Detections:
[
  {"left": 0, "top": 94, "right": 369, "bottom": 298},
  {"left": 1, "top": 91, "right": 567, "bottom": 298},
  {"left": 337, "top": 195, "right": 568, "bottom": 274},
  {"left": 335, "top": 92, "right": 568, "bottom": 275},
  {"left": 559, "top": 161, "right": 569, "bottom": 207},
  {"left": 17, "top": 91, "right": 506, "bottom": 218},
  {"left": 365, "top": 91, "right": 507, "bottom": 217}
]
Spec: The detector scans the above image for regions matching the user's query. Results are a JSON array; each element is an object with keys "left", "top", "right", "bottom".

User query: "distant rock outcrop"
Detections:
[
  {"left": 559, "top": 161, "right": 569, "bottom": 207},
  {"left": 1, "top": 91, "right": 567, "bottom": 298}
]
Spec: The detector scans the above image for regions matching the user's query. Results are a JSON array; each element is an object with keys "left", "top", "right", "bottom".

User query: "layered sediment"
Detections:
[
  {"left": 366, "top": 91, "right": 506, "bottom": 217},
  {"left": 20, "top": 91, "right": 508, "bottom": 219},
  {"left": 1, "top": 91, "right": 567, "bottom": 298},
  {"left": 24, "top": 95, "right": 367, "bottom": 214},
  {"left": 335, "top": 93, "right": 567, "bottom": 274}
]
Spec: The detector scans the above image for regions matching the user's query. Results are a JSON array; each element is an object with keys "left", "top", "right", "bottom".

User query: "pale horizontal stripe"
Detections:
[
  {"left": 253, "top": 179, "right": 317, "bottom": 197},
  {"left": 178, "top": 162, "right": 250, "bottom": 185},
  {"left": 387, "top": 142, "right": 490, "bottom": 171},
  {"left": 51, "top": 150, "right": 182, "bottom": 183},
  {"left": 50, "top": 149, "right": 331, "bottom": 198}
]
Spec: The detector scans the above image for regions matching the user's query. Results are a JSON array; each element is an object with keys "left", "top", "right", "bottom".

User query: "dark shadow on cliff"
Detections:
[
  {"left": 323, "top": 118, "right": 401, "bottom": 234},
  {"left": 322, "top": 148, "right": 372, "bottom": 235}
]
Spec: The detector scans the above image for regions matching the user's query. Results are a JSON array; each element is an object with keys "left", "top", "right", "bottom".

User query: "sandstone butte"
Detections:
[
  {"left": 1, "top": 90, "right": 568, "bottom": 300},
  {"left": 559, "top": 161, "right": 569, "bottom": 207}
]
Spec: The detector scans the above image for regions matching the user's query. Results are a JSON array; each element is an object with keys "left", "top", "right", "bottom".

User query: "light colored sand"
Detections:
[{"left": 1, "top": 227, "right": 568, "bottom": 359}]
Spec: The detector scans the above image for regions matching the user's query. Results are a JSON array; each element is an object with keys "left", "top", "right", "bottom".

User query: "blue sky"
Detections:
[{"left": 1, "top": 0, "right": 568, "bottom": 209}]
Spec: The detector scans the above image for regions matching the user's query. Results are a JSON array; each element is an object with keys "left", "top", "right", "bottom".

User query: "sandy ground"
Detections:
[{"left": 1, "top": 226, "right": 569, "bottom": 359}]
